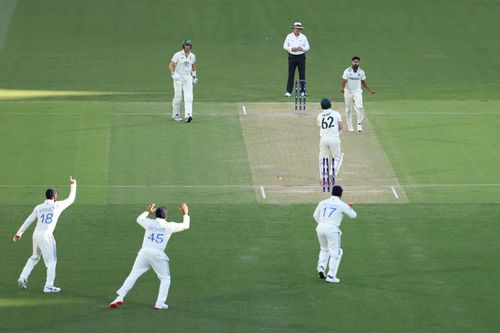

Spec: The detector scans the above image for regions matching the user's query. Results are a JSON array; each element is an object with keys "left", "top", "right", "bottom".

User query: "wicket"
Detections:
[
  {"left": 321, "top": 157, "right": 335, "bottom": 192},
  {"left": 294, "top": 79, "right": 306, "bottom": 111}
]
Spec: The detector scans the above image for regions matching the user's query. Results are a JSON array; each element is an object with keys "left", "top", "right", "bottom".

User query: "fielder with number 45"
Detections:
[{"left": 109, "top": 202, "right": 190, "bottom": 310}]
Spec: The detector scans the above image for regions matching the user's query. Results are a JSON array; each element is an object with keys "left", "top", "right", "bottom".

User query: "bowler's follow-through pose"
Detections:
[
  {"left": 12, "top": 176, "right": 77, "bottom": 293},
  {"left": 109, "top": 202, "right": 190, "bottom": 310},
  {"left": 313, "top": 185, "right": 356, "bottom": 283},
  {"left": 341, "top": 56, "right": 376, "bottom": 132},
  {"left": 170, "top": 39, "right": 197, "bottom": 123}
]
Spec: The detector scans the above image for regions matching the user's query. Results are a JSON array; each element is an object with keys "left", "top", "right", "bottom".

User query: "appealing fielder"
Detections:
[
  {"left": 317, "top": 98, "right": 343, "bottom": 185},
  {"left": 12, "top": 176, "right": 77, "bottom": 293},
  {"left": 109, "top": 202, "right": 190, "bottom": 310},
  {"left": 313, "top": 185, "right": 356, "bottom": 283},
  {"left": 169, "top": 39, "right": 197, "bottom": 123},
  {"left": 341, "top": 56, "right": 376, "bottom": 132},
  {"left": 283, "top": 22, "right": 310, "bottom": 97}
]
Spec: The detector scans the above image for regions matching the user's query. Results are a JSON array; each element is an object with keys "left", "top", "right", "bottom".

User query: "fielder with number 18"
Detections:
[
  {"left": 109, "top": 202, "right": 190, "bottom": 310},
  {"left": 12, "top": 176, "right": 77, "bottom": 293}
]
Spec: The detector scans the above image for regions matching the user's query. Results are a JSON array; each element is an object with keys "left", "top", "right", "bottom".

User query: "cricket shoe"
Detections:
[
  {"left": 347, "top": 123, "right": 354, "bottom": 132},
  {"left": 109, "top": 299, "right": 124, "bottom": 309},
  {"left": 186, "top": 116, "right": 193, "bottom": 123},
  {"left": 326, "top": 275, "right": 340, "bottom": 283},
  {"left": 18, "top": 278, "right": 28, "bottom": 290},
  {"left": 357, "top": 123, "right": 362, "bottom": 132},
  {"left": 43, "top": 286, "right": 61, "bottom": 293},
  {"left": 154, "top": 303, "right": 169, "bottom": 310},
  {"left": 173, "top": 114, "right": 182, "bottom": 121},
  {"left": 318, "top": 271, "right": 326, "bottom": 280},
  {"left": 284, "top": 92, "right": 292, "bottom": 97}
]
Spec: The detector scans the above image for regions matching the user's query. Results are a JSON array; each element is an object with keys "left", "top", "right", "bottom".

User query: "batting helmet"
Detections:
[
  {"left": 181, "top": 39, "right": 193, "bottom": 48},
  {"left": 45, "top": 188, "right": 59, "bottom": 199},
  {"left": 320, "top": 98, "right": 331, "bottom": 109},
  {"left": 155, "top": 207, "right": 168, "bottom": 219}
]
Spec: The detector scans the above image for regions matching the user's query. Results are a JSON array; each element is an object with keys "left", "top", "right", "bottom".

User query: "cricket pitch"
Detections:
[{"left": 239, "top": 102, "right": 408, "bottom": 204}]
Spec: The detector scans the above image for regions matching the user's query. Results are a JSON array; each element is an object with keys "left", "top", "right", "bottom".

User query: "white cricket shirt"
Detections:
[
  {"left": 137, "top": 212, "right": 190, "bottom": 252},
  {"left": 171, "top": 50, "right": 196, "bottom": 76},
  {"left": 313, "top": 196, "right": 357, "bottom": 232},
  {"left": 317, "top": 108, "right": 343, "bottom": 137},
  {"left": 16, "top": 184, "right": 77, "bottom": 236},
  {"left": 342, "top": 67, "right": 367, "bottom": 93},
  {"left": 283, "top": 32, "right": 310, "bottom": 55}
]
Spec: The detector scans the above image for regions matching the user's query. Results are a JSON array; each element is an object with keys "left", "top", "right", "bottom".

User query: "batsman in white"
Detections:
[
  {"left": 169, "top": 39, "right": 197, "bottom": 123},
  {"left": 109, "top": 202, "right": 190, "bottom": 310},
  {"left": 317, "top": 98, "right": 343, "bottom": 183},
  {"left": 341, "top": 56, "right": 376, "bottom": 132},
  {"left": 313, "top": 185, "right": 357, "bottom": 283},
  {"left": 12, "top": 176, "right": 77, "bottom": 293}
]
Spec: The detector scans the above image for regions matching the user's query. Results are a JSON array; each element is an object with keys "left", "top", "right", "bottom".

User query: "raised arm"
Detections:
[
  {"left": 167, "top": 203, "right": 190, "bottom": 233},
  {"left": 137, "top": 203, "right": 156, "bottom": 228},
  {"left": 57, "top": 176, "right": 77, "bottom": 210}
]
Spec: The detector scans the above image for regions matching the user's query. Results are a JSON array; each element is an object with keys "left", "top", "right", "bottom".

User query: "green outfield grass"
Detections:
[{"left": 1, "top": 0, "right": 500, "bottom": 332}]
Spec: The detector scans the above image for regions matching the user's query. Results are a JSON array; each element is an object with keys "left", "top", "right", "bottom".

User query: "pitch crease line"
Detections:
[
  {"left": 391, "top": 186, "right": 400, "bottom": 199},
  {"left": 260, "top": 186, "right": 266, "bottom": 199},
  {"left": 242, "top": 105, "right": 247, "bottom": 115}
]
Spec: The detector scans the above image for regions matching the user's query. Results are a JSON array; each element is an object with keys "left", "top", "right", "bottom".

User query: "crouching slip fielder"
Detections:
[
  {"left": 109, "top": 202, "right": 190, "bottom": 310},
  {"left": 341, "top": 56, "right": 376, "bottom": 132},
  {"left": 169, "top": 39, "right": 197, "bottom": 123},
  {"left": 313, "top": 185, "right": 356, "bottom": 283},
  {"left": 12, "top": 176, "right": 77, "bottom": 293},
  {"left": 317, "top": 98, "right": 343, "bottom": 184}
]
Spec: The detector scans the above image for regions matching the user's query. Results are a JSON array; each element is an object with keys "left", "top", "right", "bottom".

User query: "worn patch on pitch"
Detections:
[{"left": 239, "top": 102, "right": 408, "bottom": 204}]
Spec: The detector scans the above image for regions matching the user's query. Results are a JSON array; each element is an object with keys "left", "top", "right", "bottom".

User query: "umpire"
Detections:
[{"left": 283, "top": 22, "right": 310, "bottom": 97}]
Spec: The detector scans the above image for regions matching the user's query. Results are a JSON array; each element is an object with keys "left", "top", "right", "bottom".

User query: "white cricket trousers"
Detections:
[
  {"left": 316, "top": 224, "right": 343, "bottom": 278},
  {"left": 117, "top": 248, "right": 171, "bottom": 305},
  {"left": 172, "top": 76, "right": 193, "bottom": 118},
  {"left": 344, "top": 90, "right": 364, "bottom": 125},
  {"left": 20, "top": 231, "right": 57, "bottom": 287},
  {"left": 318, "top": 136, "right": 341, "bottom": 178}
]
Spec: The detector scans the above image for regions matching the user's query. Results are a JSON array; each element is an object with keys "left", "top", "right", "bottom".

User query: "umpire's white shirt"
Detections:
[
  {"left": 283, "top": 32, "right": 310, "bottom": 55},
  {"left": 171, "top": 51, "right": 196, "bottom": 77},
  {"left": 342, "top": 67, "right": 366, "bottom": 93},
  {"left": 313, "top": 196, "right": 357, "bottom": 233},
  {"left": 317, "top": 109, "right": 342, "bottom": 137},
  {"left": 137, "top": 212, "right": 190, "bottom": 253},
  {"left": 16, "top": 184, "right": 77, "bottom": 237}
]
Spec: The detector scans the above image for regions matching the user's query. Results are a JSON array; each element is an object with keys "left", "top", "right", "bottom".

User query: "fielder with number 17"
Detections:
[
  {"left": 12, "top": 176, "right": 77, "bottom": 293},
  {"left": 109, "top": 202, "right": 190, "bottom": 310},
  {"left": 313, "top": 185, "right": 356, "bottom": 283}
]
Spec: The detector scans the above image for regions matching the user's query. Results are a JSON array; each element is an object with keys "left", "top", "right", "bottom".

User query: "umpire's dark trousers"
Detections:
[{"left": 286, "top": 53, "right": 306, "bottom": 94}]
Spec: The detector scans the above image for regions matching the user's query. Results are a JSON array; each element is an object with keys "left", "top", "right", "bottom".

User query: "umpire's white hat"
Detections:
[{"left": 293, "top": 22, "right": 303, "bottom": 29}]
